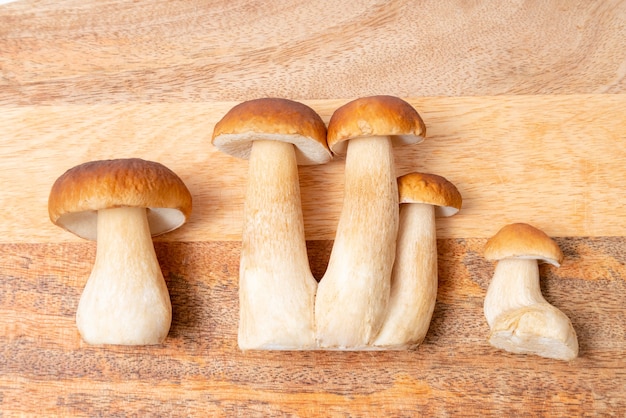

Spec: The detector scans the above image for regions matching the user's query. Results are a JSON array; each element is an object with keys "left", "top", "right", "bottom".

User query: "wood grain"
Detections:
[
  {"left": 1, "top": 1, "right": 626, "bottom": 104},
  {"left": 0, "top": 237, "right": 626, "bottom": 416},
  {"left": 1, "top": 238, "right": 625, "bottom": 416},
  {"left": 1, "top": 95, "right": 625, "bottom": 243},
  {"left": 2, "top": 0, "right": 626, "bottom": 416}
]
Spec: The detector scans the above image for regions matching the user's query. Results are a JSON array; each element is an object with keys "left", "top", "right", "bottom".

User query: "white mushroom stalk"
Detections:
[
  {"left": 374, "top": 172, "right": 462, "bottom": 349},
  {"left": 77, "top": 206, "right": 171, "bottom": 345},
  {"left": 238, "top": 140, "right": 318, "bottom": 349},
  {"left": 316, "top": 136, "right": 398, "bottom": 348},
  {"left": 48, "top": 158, "right": 192, "bottom": 345},
  {"left": 212, "top": 98, "right": 331, "bottom": 350},
  {"left": 483, "top": 258, "right": 548, "bottom": 328},
  {"left": 483, "top": 223, "right": 579, "bottom": 361},
  {"left": 315, "top": 96, "right": 426, "bottom": 349}
]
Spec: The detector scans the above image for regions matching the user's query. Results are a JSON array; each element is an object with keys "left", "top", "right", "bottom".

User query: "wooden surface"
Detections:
[
  {"left": 2, "top": 95, "right": 626, "bottom": 245},
  {"left": 1, "top": 1, "right": 626, "bottom": 416}
]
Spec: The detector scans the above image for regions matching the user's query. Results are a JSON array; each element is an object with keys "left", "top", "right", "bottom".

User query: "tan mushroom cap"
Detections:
[
  {"left": 326, "top": 95, "right": 426, "bottom": 156},
  {"left": 397, "top": 172, "right": 462, "bottom": 217},
  {"left": 48, "top": 158, "right": 193, "bottom": 241},
  {"left": 211, "top": 98, "right": 331, "bottom": 165},
  {"left": 484, "top": 223, "right": 564, "bottom": 267}
]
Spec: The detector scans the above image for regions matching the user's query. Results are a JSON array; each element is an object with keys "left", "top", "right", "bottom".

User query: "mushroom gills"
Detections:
[{"left": 76, "top": 206, "right": 172, "bottom": 345}]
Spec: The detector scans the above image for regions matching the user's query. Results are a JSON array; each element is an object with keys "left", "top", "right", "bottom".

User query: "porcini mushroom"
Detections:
[
  {"left": 212, "top": 98, "right": 331, "bottom": 350},
  {"left": 483, "top": 223, "right": 578, "bottom": 361},
  {"left": 315, "top": 95, "right": 426, "bottom": 349},
  {"left": 48, "top": 158, "right": 192, "bottom": 345},
  {"left": 373, "top": 172, "right": 462, "bottom": 349}
]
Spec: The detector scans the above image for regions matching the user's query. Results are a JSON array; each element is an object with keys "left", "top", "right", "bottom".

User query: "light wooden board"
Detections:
[
  {"left": 1, "top": 1, "right": 625, "bottom": 102},
  {"left": 1, "top": 95, "right": 625, "bottom": 243}
]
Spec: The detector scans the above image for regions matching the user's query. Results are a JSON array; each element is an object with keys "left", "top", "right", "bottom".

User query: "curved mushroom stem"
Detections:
[
  {"left": 238, "top": 140, "right": 317, "bottom": 350},
  {"left": 315, "top": 136, "right": 398, "bottom": 349},
  {"left": 76, "top": 206, "right": 171, "bottom": 345},
  {"left": 373, "top": 202, "right": 437, "bottom": 349},
  {"left": 483, "top": 258, "right": 578, "bottom": 360},
  {"left": 483, "top": 259, "right": 547, "bottom": 328}
]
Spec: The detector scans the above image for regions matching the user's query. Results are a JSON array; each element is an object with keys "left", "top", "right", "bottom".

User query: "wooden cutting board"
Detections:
[
  {"left": 1, "top": 95, "right": 625, "bottom": 415},
  {"left": 3, "top": 94, "right": 625, "bottom": 242}
]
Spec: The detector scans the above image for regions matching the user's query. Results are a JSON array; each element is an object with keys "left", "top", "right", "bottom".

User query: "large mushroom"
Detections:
[
  {"left": 315, "top": 95, "right": 426, "bottom": 349},
  {"left": 212, "top": 98, "right": 331, "bottom": 350},
  {"left": 483, "top": 223, "right": 579, "bottom": 361},
  {"left": 48, "top": 158, "right": 192, "bottom": 345},
  {"left": 373, "top": 172, "right": 462, "bottom": 349}
]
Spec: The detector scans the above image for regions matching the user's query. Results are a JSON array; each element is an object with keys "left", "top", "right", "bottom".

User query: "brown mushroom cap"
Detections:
[
  {"left": 484, "top": 223, "right": 564, "bottom": 267},
  {"left": 211, "top": 98, "right": 331, "bottom": 165},
  {"left": 48, "top": 158, "right": 193, "bottom": 241},
  {"left": 397, "top": 172, "right": 462, "bottom": 217},
  {"left": 326, "top": 95, "right": 426, "bottom": 156}
]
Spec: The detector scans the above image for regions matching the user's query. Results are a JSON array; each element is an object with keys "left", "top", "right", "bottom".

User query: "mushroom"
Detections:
[
  {"left": 483, "top": 223, "right": 579, "bottom": 361},
  {"left": 373, "top": 172, "right": 462, "bottom": 349},
  {"left": 48, "top": 158, "right": 192, "bottom": 345},
  {"left": 315, "top": 95, "right": 426, "bottom": 349},
  {"left": 212, "top": 98, "right": 331, "bottom": 350}
]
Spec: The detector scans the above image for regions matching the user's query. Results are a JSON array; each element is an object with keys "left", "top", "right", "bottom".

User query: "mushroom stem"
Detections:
[
  {"left": 483, "top": 258, "right": 546, "bottom": 328},
  {"left": 238, "top": 139, "right": 317, "bottom": 350},
  {"left": 76, "top": 206, "right": 171, "bottom": 345},
  {"left": 315, "top": 136, "right": 398, "bottom": 348},
  {"left": 373, "top": 203, "right": 437, "bottom": 348},
  {"left": 483, "top": 257, "right": 578, "bottom": 360}
]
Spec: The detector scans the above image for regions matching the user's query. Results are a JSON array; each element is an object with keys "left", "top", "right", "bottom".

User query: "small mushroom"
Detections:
[
  {"left": 212, "top": 98, "right": 331, "bottom": 350},
  {"left": 315, "top": 95, "right": 426, "bottom": 349},
  {"left": 483, "top": 223, "right": 579, "bottom": 361},
  {"left": 48, "top": 158, "right": 192, "bottom": 345},
  {"left": 373, "top": 172, "right": 462, "bottom": 349}
]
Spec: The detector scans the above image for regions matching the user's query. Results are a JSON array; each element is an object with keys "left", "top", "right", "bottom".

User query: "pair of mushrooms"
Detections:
[{"left": 211, "top": 96, "right": 462, "bottom": 350}]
